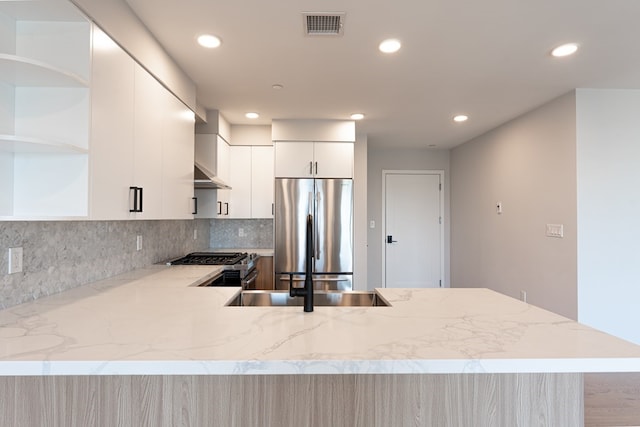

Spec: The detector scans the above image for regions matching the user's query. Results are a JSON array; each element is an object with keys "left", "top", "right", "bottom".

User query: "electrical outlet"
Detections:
[
  {"left": 496, "top": 202, "right": 503, "bottom": 214},
  {"left": 136, "top": 235, "right": 143, "bottom": 251},
  {"left": 8, "top": 247, "right": 23, "bottom": 274},
  {"left": 369, "top": 220, "right": 375, "bottom": 229},
  {"left": 238, "top": 228, "right": 245, "bottom": 237},
  {"left": 193, "top": 229, "right": 198, "bottom": 240},
  {"left": 520, "top": 290, "right": 527, "bottom": 303}
]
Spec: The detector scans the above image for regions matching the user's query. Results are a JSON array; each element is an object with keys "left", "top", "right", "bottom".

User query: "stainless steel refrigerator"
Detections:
[{"left": 274, "top": 178, "right": 353, "bottom": 291}]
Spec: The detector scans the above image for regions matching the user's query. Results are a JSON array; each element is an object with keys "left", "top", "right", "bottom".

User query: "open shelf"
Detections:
[
  {"left": 0, "top": 54, "right": 88, "bottom": 87},
  {"left": 0, "top": 134, "right": 88, "bottom": 154}
]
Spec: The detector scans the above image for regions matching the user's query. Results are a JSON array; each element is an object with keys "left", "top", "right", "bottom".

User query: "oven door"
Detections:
[{"left": 241, "top": 268, "right": 259, "bottom": 290}]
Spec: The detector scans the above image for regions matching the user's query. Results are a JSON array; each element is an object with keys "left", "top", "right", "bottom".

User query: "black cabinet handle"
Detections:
[
  {"left": 224, "top": 202, "right": 229, "bottom": 215},
  {"left": 217, "top": 201, "right": 222, "bottom": 215},
  {"left": 315, "top": 161, "right": 318, "bottom": 175},
  {"left": 309, "top": 161, "right": 313, "bottom": 175},
  {"left": 192, "top": 197, "right": 198, "bottom": 215},
  {"left": 129, "top": 187, "right": 143, "bottom": 213},
  {"left": 272, "top": 203, "right": 274, "bottom": 216}
]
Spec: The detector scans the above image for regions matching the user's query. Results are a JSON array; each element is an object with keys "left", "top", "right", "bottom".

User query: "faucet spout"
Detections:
[{"left": 290, "top": 214, "right": 314, "bottom": 312}]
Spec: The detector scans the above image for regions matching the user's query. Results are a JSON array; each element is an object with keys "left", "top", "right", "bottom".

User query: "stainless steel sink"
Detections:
[{"left": 225, "top": 290, "right": 390, "bottom": 307}]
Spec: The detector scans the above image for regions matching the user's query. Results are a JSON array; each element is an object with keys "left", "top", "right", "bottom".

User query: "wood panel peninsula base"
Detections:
[{"left": 1, "top": 373, "right": 582, "bottom": 426}]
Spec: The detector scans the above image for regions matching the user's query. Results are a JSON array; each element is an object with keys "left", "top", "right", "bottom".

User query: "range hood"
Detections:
[{"left": 194, "top": 161, "right": 231, "bottom": 189}]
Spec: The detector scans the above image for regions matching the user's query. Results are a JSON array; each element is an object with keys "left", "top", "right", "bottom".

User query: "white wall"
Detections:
[
  {"left": 353, "top": 134, "right": 368, "bottom": 290},
  {"left": 450, "top": 92, "right": 577, "bottom": 319},
  {"left": 576, "top": 89, "right": 640, "bottom": 344},
  {"left": 367, "top": 147, "right": 450, "bottom": 289}
]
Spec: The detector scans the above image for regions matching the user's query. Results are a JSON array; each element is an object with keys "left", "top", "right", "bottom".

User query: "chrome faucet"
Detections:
[{"left": 290, "top": 214, "right": 314, "bottom": 312}]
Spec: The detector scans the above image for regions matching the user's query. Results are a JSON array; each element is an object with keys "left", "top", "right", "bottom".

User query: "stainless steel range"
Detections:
[{"left": 167, "top": 252, "right": 258, "bottom": 288}]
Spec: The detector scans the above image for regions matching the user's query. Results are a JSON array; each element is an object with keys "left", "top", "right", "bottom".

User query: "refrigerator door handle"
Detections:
[
  {"left": 315, "top": 191, "right": 320, "bottom": 259},
  {"left": 308, "top": 192, "right": 313, "bottom": 216}
]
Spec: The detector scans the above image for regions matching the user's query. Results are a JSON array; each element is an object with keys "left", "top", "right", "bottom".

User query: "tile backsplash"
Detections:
[
  {"left": 0, "top": 219, "right": 210, "bottom": 309},
  {"left": 210, "top": 219, "right": 273, "bottom": 249}
]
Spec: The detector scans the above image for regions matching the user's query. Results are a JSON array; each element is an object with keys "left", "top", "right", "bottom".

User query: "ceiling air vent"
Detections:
[{"left": 303, "top": 12, "right": 345, "bottom": 36}]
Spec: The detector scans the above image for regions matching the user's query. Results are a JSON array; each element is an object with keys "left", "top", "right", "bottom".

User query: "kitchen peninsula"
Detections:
[{"left": 1, "top": 266, "right": 640, "bottom": 426}]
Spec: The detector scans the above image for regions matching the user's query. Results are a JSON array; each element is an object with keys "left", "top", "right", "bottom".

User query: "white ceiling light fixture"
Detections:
[
  {"left": 453, "top": 114, "right": 468, "bottom": 123},
  {"left": 245, "top": 112, "right": 260, "bottom": 119},
  {"left": 272, "top": 84, "right": 284, "bottom": 90},
  {"left": 197, "top": 34, "right": 222, "bottom": 48},
  {"left": 551, "top": 42, "right": 579, "bottom": 57},
  {"left": 350, "top": 113, "right": 365, "bottom": 120},
  {"left": 379, "top": 38, "right": 401, "bottom": 54}
]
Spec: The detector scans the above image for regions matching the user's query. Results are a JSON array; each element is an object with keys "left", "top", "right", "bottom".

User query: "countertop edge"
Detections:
[{"left": 3, "top": 357, "right": 640, "bottom": 376}]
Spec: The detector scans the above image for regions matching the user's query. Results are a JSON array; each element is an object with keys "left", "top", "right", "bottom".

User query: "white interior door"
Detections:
[{"left": 384, "top": 172, "right": 442, "bottom": 288}]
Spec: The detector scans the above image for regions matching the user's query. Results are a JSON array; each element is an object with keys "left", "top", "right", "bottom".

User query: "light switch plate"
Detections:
[{"left": 546, "top": 224, "right": 564, "bottom": 238}]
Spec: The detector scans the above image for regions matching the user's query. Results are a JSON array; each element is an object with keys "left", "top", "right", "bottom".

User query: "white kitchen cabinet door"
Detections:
[
  {"left": 274, "top": 141, "right": 353, "bottom": 178},
  {"left": 132, "top": 64, "right": 163, "bottom": 219},
  {"left": 313, "top": 142, "right": 353, "bottom": 178},
  {"left": 89, "top": 27, "right": 135, "bottom": 220},
  {"left": 161, "top": 89, "right": 194, "bottom": 219},
  {"left": 228, "top": 146, "right": 252, "bottom": 218},
  {"left": 216, "top": 137, "right": 231, "bottom": 217},
  {"left": 274, "top": 141, "right": 314, "bottom": 177},
  {"left": 251, "top": 146, "right": 274, "bottom": 218}
]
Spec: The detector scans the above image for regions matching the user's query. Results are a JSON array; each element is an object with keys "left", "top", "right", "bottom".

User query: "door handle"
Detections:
[
  {"left": 129, "top": 187, "right": 143, "bottom": 213},
  {"left": 386, "top": 235, "right": 397, "bottom": 244}
]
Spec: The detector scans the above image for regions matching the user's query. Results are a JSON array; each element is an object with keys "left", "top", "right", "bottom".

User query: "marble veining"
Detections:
[{"left": 0, "top": 266, "right": 640, "bottom": 376}]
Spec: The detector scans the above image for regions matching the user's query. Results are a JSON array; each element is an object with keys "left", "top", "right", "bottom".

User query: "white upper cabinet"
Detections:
[
  {"left": 227, "top": 145, "right": 274, "bottom": 219},
  {"left": 251, "top": 146, "right": 275, "bottom": 218},
  {"left": 0, "top": 1, "right": 194, "bottom": 221},
  {"left": 0, "top": 0, "right": 90, "bottom": 219},
  {"left": 161, "top": 89, "right": 195, "bottom": 219},
  {"left": 89, "top": 27, "right": 135, "bottom": 220},
  {"left": 131, "top": 62, "right": 163, "bottom": 219},
  {"left": 90, "top": 28, "right": 194, "bottom": 220},
  {"left": 228, "top": 146, "right": 252, "bottom": 218},
  {"left": 313, "top": 142, "right": 354, "bottom": 178},
  {"left": 274, "top": 141, "right": 353, "bottom": 178}
]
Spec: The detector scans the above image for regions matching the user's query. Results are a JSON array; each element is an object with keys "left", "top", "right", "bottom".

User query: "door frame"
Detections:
[{"left": 381, "top": 170, "right": 445, "bottom": 288}]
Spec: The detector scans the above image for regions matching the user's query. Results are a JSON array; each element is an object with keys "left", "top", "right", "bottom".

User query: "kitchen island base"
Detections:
[{"left": 1, "top": 373, "right": 582, "bottom": 426}]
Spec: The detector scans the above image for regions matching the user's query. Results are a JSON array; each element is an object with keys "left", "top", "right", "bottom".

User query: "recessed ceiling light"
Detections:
[
  {"left": 245, "top": 112, "right": 259, "bottom": 119},
  {"left": 350, "top": 113, "right": 365, "bottom": 120},
  {"left": 197, "top": 34, "right": 222, "bottom": 48},
  {"left": 551, "top": 43, "right": 579, "bottom": 57},
  {"left": 379, "top": 38, "right": 401, "bottom": 54},
  {"left": 453, "top": 115, "right": 468, "bottom": 123}
]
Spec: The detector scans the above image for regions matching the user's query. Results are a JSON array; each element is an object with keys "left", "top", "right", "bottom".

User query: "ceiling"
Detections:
[{"left": 124, "top": 0, "right": 640, "bottom": 149}]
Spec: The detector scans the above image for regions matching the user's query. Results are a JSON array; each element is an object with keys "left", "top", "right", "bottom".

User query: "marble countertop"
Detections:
[{"left": 1, "top": 266, "right": 640, "bottom": 376}]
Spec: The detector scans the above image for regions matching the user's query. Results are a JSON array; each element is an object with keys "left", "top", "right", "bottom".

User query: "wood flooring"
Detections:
[{"left": 585, "top": 372, "right": 640, "bottom": 427}]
